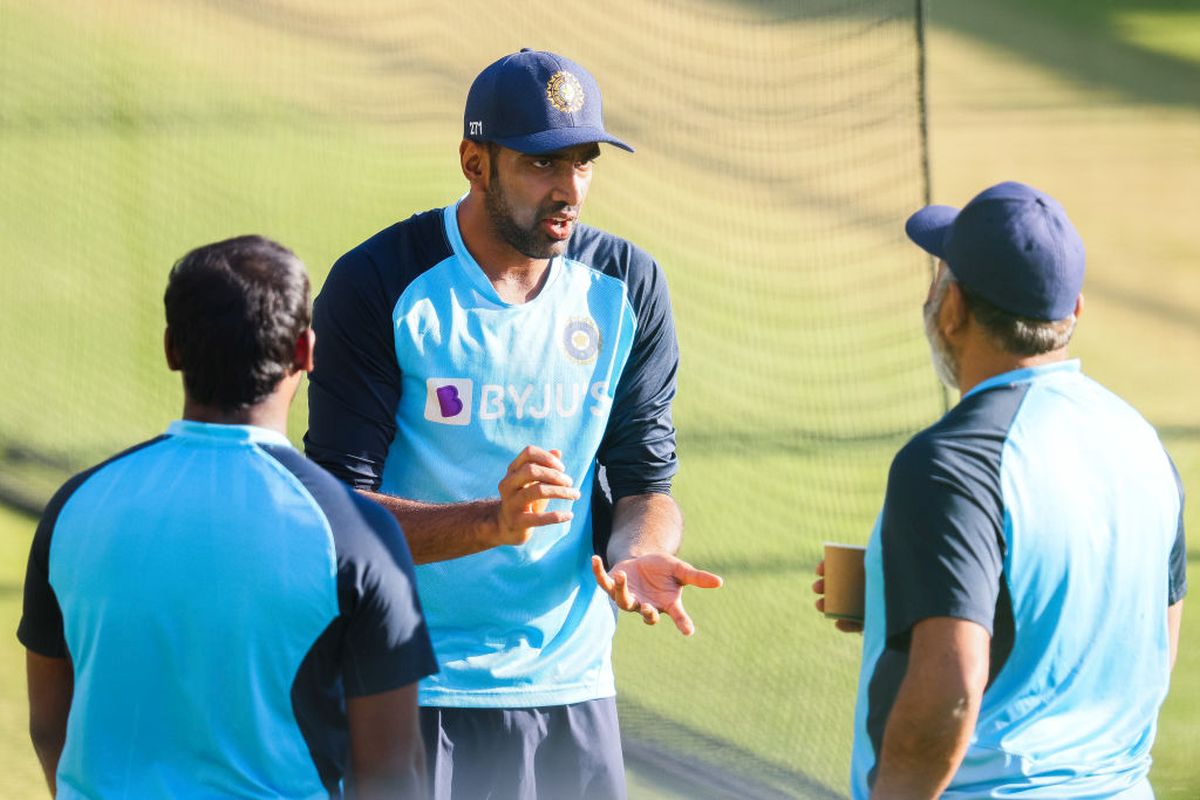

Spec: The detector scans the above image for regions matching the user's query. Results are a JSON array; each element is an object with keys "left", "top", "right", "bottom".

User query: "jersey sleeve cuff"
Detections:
[
  {"left": 343, "top": 638, "right": 440, "bottom": 698},
  {"left": 16, "top": 622, "right": 68, "bottom": 659},
  {"left": 886, "top": 602, "right": 995, "bottom": 645},
  {"left": 1169, "top": 579, "right": 1188, "bottom": 606}
]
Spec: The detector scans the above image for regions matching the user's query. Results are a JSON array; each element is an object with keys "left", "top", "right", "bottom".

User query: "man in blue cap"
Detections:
[
  {"left": 817, "top": 181, "right": 1186, "bottom": 798},
  {"left": 306, "top": 49, "right": 722, "bottom": 798}
]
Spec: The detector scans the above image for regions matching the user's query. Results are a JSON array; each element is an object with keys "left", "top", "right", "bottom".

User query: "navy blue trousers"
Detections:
[{"left": 420, "top": 697, "right": 627, "bottom": 800}]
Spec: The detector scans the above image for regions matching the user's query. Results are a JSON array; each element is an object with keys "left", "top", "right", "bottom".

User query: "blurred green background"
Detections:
[{"left": 0, "top": 1, "right": 1196, "bottom": 798}]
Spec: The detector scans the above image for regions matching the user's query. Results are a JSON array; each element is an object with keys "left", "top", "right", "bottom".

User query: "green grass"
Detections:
[
  {"left": 1001, "top": 0, "right": 1200, "bottom": 67},
  {"left": 1116, "top": 11, "right": 1200, "bottom": 67},
  {"left": 0, "top": 1, "right": 1198, "bottom": 798},
  {"left": 0, "top": 506, "right": 46, "bottom": 798}
]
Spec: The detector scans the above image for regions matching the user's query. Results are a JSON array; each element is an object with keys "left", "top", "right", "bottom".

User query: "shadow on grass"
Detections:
[
  {"left": 1087, "top": 277, "right": 1200, "bottom": 338},
  {"left": 679, "top": 427, "right": 915, "bottom": 458},
  {"left": 701, "top": 555, "right": 822, "bottom": 579},
  {"left": 925, "top": 0, "right": 1200, "bottom": 111},
  {"left": 700, "top": 550, "right": 1200, "bottom": 578},
  {"left": 621, "top": 698, "right": 841, "bottom": 800},
  {"left": 1160, "top": 426, "right": 1200, "bottom": 442},
  {"left": 720, "top": 0, "right": 1200, "bottom": 110}
]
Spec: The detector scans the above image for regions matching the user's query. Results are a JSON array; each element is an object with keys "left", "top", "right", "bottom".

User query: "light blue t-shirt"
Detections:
[
  {"left": 307, "top": 203, "right": 680, "bottom": 707},
  {"left": 18, "top": 421, "right": 436, "bottom": 798},
  {"left": 851, "top": 361, "right": 1187, "bottom": 798}
]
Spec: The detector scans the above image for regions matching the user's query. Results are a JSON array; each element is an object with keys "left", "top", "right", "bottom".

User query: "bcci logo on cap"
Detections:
[
  {"left": 546, "top": 71, "right": 585, "bottom": 113},
  {"left": 425, "top": 378, "right": 473, "bottom": 426},
  {"left": 562, "top": 317, "right": 600, "bottom": 363}
]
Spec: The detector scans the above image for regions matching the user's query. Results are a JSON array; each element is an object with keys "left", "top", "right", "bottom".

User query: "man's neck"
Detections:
[
  {"left": 456, "top": 195, "right": 551, "bottom": 304},
  {"left": 180, "top": 380, "right": 296, "bottom": 437},
  {"left": 956, "top": 347, "right": 1069, "bottom": 397}
]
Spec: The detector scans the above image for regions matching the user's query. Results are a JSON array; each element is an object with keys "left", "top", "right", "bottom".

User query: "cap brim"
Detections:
[
  {"left": 494, "top": 126, "right": 634, "bottom": 154},
  {"left": 905, "top": 205, "right": 959, "bottom": 260}
]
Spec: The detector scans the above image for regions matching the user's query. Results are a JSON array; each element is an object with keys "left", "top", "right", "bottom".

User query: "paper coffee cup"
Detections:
[{"left": 823, "top": 542, "right": 866, "bottom": 622}]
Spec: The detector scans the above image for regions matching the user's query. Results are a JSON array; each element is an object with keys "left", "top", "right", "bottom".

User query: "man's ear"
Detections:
[
  {"left": 294, "top": 328, "right": 315, "bottom": 373},
  {"left": 940, "top": 280, "right": 970, "bottom": 339},
  {"left": 460, "top": 139, "right": 489, "bottom": 190},
  {"left": 164, "top": 327, "right": 181, "bottom": 371},
  {"left": 1073, "top": 292, "right": 1084, "bottom": 321}
]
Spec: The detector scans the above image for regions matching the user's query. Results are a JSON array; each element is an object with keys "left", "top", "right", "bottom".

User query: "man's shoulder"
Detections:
[
  {"left": 44, "top": 435, "right": 171, "bottom": 523},
  {"left": 889, "top": 424, "right": 954, "bottom": 488},
  {"left": 258, "top": 445, "right": 401, "bottom": 544},
  {"left": 567, "top": 224, "right": 659, "bottom": 282},
  {"left": 1062, "top": 369, "right": 1157, "bottom": 433},
  {"left": 318, "top": 208, "right": 452, "bottom": 314},
  {"left": 567, "top": 225, "right": 671, "bottom": 322},
  {"left": 890, "top": 383, "right": 1031, "bottom": 485},
  {"left": 334, "top": 208, "right": 452, "bottom": 280}
]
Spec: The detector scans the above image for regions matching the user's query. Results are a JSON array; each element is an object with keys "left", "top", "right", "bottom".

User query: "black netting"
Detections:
[{"left": 0, "top": 2, "right": 938, "bottom": 796}]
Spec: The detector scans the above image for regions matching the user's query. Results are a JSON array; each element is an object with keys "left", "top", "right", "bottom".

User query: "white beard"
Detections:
[{"left": 923, "top": 293, "right": 959, "bottom": 391}]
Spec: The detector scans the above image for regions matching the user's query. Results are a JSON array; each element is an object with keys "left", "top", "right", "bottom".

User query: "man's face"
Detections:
[
  {"left": 483, "top": 143, "right": 600, "bottom": 259},
  {"left": 923, "top": 261, "right": 960, "bottom": 391}
]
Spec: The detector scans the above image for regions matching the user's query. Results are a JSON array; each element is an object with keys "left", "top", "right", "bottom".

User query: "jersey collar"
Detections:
[
  {"left": 166, "top": 419, "right": 293, "bottom": 448},
  {"left": 962, "top": 358, "right": 1082, "bottom": 401},
  {"left": 443, "top": 199, "right": 562, "bottom": 308}
]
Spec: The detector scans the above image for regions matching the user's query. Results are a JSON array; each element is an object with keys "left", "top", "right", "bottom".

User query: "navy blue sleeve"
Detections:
[
  {"left": 881, "top": 425, "right": 1007, "bottom": 645},
  {"left": 263, "top": 446, "right": 437, "bottom": 695},
  {"left": 18, "top": 436, "right": 168, "bottom": 658},
  {"left": 1168, "top": 454, "right": 1187, "bottom": 606},
  {"left": 306, "top": 213, "right": 452, "bottom": 491},
  {"left": 305, "top": 245, "right": 403, "bottom": 491},
  {"left": 339, "top": 492, "right": 439, "bottom": 695},
  {"left": 574, "top": 230, "right": 679, "bottom": 501},
  {"left": 18, "top": 499, "right": 68, "bottom": 658}
]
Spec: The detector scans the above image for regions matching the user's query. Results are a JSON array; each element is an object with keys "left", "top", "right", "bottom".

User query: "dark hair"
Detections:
[
  {"left": 164, "top": 235, "right": 310, "bottom": 410},
  {"left": 958, "top": 282, "right": 1076, "bottom": 356},
  {"left": 482, "top": 140, "right": 501, "bottom": 179}
]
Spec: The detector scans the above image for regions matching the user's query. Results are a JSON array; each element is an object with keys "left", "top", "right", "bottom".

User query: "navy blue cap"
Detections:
[
  {"left": 463, "top": 49, "right": 633, "bottom": 154},
  {"left": 905, "top": 181, "right": 1085, "bottom": 320}
]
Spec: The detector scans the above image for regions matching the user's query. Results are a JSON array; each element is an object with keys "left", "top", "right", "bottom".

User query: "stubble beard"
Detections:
[{"left": 484, "top": 171, "right": 573, "bottom": 260}]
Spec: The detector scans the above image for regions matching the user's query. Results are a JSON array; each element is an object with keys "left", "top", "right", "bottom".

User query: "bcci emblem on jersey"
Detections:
[
  {"left": 425, "top": 378, "right": 473, "bottom": 425},
  {"left": 562, "top": 317, "right": 600, "bottom": 364},
  {"left": 546, "top": 71, "right": 585, "bottom": 114}
]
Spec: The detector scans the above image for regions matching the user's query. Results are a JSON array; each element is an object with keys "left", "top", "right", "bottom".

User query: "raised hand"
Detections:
[
  {"left": 591, "top": 553, "right": 723, "bottom": 636},
  {"left": 492, "top": 447, "right": 580, "bottom": 547}
]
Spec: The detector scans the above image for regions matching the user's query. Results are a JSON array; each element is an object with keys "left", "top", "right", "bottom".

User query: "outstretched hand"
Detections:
[
  {"left": 591, "top": 553, "right": 723, "bottom": 636},
  {"left": 813, "top": 559, "right": 863, "bottom": 634}
]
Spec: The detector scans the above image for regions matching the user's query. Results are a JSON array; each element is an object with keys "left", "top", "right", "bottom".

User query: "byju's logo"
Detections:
[{"left": 425, "top": 378, "right": 473, "bottom": 425}]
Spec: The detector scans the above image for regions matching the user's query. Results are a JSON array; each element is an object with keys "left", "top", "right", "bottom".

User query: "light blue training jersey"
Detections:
[
  {"left": 307, "top": 203, "right": 679, "bottom": 707},
  {"left": 18, "top": 421, "right": 436, "bottom": 798},
  {"left": 851, "top": 361, "right": 1187, "bottom": 798}
]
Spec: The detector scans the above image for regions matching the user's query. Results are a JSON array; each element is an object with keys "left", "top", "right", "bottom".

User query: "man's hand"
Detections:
[
  {"left": 812, "top": 559, "right": 863, "bottom": 633},
  {"left": 361, "top": 445, "right": 582, "bottom": 563},
  {"left": 591, "top": 553, "right": 722, "bottom": 636},
  {"left": 492, "top": 447, "right": 581, "bottom": 547}
]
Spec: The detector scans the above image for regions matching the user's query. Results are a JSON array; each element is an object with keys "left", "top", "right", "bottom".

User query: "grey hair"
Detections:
[{"left": 943, "top": 267, "right": 1077, "bottom": 357}]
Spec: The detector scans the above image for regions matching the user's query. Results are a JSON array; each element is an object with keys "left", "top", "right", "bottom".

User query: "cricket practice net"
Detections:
[{"left": 0, "top": 1, "right": 940, "bottom": 796}]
